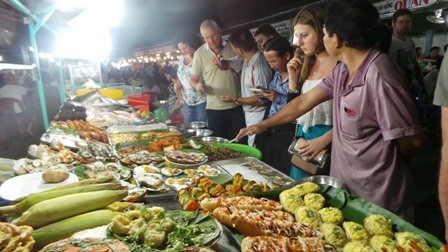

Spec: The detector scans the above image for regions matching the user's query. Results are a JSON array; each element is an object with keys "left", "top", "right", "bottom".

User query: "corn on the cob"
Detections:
[
  {"left": 32, "top": 209, "right": 120, "bottom": 248},
  {"left": 12, "top": 189, "right": 127, "bottom": 228},
  {"left": 42, "top": 175, "right": 116, "bottom": 192},
  {"left": 0, "top": 182, "right": 123, "bottom": 216}
]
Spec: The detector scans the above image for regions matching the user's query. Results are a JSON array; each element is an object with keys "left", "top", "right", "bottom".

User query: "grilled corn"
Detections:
[
  {"left": 12, "top": 189, "right": 127, "bottom": 228},
  {"left": 0, "top": 182, "right": 123, "bottom": 215},
  {"left": 32, "top": 209, "right": 120, "bottom": 248}
]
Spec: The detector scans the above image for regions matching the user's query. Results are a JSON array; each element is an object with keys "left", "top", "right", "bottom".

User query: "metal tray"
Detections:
[
  {"left": 40, "top": 132, "right": 87, "bottom": 150},
  {"left": 212, "top": 157, "right": 294, "bottom": 189},
  {"left": 144, "top": 192, "right": 179, "bottom": 210},
  {"left": 140, "top": 163, "right": 231, "bottom": 204},
  {"left": 106, "top": 123, "right": 168, "bottom": 134}
]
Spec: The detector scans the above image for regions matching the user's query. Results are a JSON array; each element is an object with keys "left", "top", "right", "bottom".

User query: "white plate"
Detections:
[
  {"left": 198, "top": 165, "right": 221, "bottom": 177},
  {"left": 165, "top": 158, "right": 208, "bottom": 168},
  {"left": 164, "top": 177, "right": 194, "bottom": 191},
  {"left": 160, "top": 167, "right": 183, "bottom": 177},
  {"left": 164, "top": 151, "right": 208, "bottom": 167},
  {"left": 0, "top": 172, "right": 79, "bottom": 201},
  {"left": 133, "top": 165, "right": 161, "bottom": 175}
]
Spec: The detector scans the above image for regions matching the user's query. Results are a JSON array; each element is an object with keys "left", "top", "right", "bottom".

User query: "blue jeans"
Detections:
[{"left": 182, "top": 102, "right": 207, "bottom": 123}]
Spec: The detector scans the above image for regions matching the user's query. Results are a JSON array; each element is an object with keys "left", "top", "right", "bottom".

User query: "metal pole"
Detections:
[
  {"left": 33, "top": 7, "right": 56, "bottom": 33},
  {"left": 9, "top": 0, "right": 57, "bottom": 34},
  {"left": 28, "top": 19, "right": 49, "bottom": 130},
  {"left": 58, "top": 58, "right": 66, "bottom": 104}
]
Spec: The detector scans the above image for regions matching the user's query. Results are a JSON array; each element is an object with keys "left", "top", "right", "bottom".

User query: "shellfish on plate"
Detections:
[
  {"left": 165, "top": 177, "right": 194, "bottom": 191},
  {"left": 82, "top": 162, "right": 131, "bottom": 180},
  {"left": 134, "top": 173, "right": 168, "bottom": 192},
  {"left": 161, "top": 167, "right": 183, "bottom": 177},
  {"left": 165, "top": 150, "right": 208, "bottom": 165},
  {"left": 197, "top": 165, "right": 221, "bottom": 177},
  {"left": 133, "top": 165, "right": 161, "bottom": 175}
]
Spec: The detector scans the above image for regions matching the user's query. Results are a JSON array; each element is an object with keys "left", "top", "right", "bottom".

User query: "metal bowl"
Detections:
[
  {"left": 192, "top": 136, "right": 229, "bottom": 143},
  {"left": 185, "top": 128, "right": 198, "bottom": 135},
  {"left": 298, "top": 175, "right": 342, "bottom": 188},
  {"left": 186, "top": 121, "right": 207, "bottom": 129},
  {"left": 153, "top": 100, "right": 170, "bottom": 108},
  {"left": 185, "top": 128, "right": 213, "bottom": 137},
  {"left": 195, "top": 129, "right": 213, "bottom": 137}
]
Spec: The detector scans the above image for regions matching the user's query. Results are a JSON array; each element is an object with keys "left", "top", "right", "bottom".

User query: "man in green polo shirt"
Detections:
[{"left": 190, "top": 19, "right": 246, "bottom": 141}]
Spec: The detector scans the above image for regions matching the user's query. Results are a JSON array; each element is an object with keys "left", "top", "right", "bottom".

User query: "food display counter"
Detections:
[{"left": 0, "top": 99, "right": 445, "bottom": 252}]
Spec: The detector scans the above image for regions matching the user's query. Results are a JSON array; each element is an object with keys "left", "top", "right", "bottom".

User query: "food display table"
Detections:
[{"left": 0, "top": 100, "right": 445, "bottom": 252}]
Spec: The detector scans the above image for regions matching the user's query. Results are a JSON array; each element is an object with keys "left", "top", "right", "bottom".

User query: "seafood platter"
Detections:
[{"left": 8, "top": 114, "right": 280, "bottom": 204}]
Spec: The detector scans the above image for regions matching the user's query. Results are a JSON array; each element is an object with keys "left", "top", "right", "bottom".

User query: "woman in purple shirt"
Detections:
[{"left": 236, "top": 0, "right": 423, "bottom": 217}]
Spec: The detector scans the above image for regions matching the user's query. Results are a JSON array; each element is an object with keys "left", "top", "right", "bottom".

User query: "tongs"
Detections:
[{"left": 228, "top": 133, "right": 247, "bottom": 143}]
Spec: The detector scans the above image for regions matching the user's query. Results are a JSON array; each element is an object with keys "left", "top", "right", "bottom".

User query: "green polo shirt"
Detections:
[{"left": 191, "top": 43, "right": 241, "bottom": 110}]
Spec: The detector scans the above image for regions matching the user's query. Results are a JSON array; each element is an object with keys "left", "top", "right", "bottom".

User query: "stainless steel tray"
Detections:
[
  {"left": 212, "top": 157, "right": 295, "bottom": 189},
  {"left": 40, "top": 132, "right": 87, "bottom": 150}
]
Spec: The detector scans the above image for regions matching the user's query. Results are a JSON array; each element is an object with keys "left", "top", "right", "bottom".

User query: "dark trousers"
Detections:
[
  {"left": 259, "top": 123, "right": 295, "bottom": 175},
  {"left": 206, "top": 106, "right": 247, "bottom": 143}
]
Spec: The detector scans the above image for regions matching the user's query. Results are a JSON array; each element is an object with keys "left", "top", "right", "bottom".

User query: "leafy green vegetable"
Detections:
[
  {"left": 107, "top": 209, "right": 220, "bottom": 251},
  {"left": 166, "top": 221, "right": 217, "bottom": 250}
]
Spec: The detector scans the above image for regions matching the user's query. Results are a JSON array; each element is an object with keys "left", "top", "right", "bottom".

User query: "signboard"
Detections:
[
  {"left": 67, "top": 63, "right": 102, "bottom": 87},
  {"left": 246, "top": 20, "right": 292, "bottom": 38},
  {"left": 374, "top": 0, "right": 437, "bottom": 17}
]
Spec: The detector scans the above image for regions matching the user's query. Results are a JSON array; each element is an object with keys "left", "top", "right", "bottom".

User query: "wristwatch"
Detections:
[
  {"left": 287, "top": 86, "right": 300, "bottom": 94},
  {"left": 235, "top": 97, "right": 239, "bottom": 104}
]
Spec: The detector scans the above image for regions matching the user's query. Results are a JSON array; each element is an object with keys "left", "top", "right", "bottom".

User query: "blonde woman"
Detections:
[{"left": 286, "top": 6, "right": 337, "bottom": 180}]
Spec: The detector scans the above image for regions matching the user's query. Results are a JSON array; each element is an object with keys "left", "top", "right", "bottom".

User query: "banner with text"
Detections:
[{"left": 374, "top": 0, "right": 438, "bottom": 17}]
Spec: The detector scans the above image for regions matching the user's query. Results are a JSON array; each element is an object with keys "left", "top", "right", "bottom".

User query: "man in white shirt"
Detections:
[{"left": 220, "top": 28, "right": 273, "bottom": 146}]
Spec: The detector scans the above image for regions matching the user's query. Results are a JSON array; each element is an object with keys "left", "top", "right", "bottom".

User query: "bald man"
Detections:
[{"left": 189, "top": 20, "right": 246, "bottom": 142}]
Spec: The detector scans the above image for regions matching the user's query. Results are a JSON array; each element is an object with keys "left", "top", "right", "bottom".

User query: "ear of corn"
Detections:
[
  {"left": 0, "top": 182, "right": 124, "bottom": 216},
  {"left": 32, "top": 209, "right": 120, "bottom": 249},
  {"left": 41, "top": 175, "right": 116, "bottom": 192},
  {"left": 12, "top": 189, "right": 127, "bottom": 228}
]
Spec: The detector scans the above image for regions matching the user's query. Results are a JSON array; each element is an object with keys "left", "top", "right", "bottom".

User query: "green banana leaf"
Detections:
[
  {"left": 237, "top": 185, "right": 444, "bottom": 249},
  {"left": 323, "top": 186, "right": 443, "bottom": 249}
]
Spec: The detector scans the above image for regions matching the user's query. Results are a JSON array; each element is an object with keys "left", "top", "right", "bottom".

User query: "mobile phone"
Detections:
[
  {"left": 250, "top": 88, "right": 267, "bottom": 96},
  {"left": 250, "top": 88, "right": 263, "bottom": 93},
  {"left": 294, "top": 47, "right": 305, "bottom": 61}
]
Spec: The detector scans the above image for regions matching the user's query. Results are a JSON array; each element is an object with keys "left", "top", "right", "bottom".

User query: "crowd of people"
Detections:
[
  {"left": 99, "top": 0, "right": 448, "bottom": 233},
  {"left": 0, "top": 71, "right": 41, "bottom": 148},
  {"left": 154, "top": 0, "right": 447, "bottom": 238}
]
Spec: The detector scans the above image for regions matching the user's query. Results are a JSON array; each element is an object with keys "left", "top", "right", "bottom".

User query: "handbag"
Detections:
[{"left": 288, "top": 137, "right": 330, "bottom": 175}]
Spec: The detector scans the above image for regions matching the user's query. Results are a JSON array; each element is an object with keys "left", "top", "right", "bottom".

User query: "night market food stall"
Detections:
[
  {"left": 0, "top": 92, "right": 446, "bottom": 252},
  {"left": 1, "top": 0, "right": 448, "bottom": 251}
]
